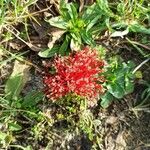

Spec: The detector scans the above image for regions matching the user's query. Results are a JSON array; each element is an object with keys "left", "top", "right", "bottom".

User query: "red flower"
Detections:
[{"left": 43, "top": 47, "right": 105, "bottom": 101}]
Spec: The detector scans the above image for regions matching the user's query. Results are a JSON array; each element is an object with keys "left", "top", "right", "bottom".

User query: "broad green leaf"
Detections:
[
  {"left": 107, "top": 83, "right": 124, "bottom": 99},
  {"left": 22, "top": 91, "right": 43, "bottom": 108},
  {"left": 117, "top": 76, "right": 126, "bottom": 90},
  {"left": 126, "top": 61, "right": 135, "bottom": 69},
  {"left": 8, "top": 122, "right": 22, "bottom": 131},
  {"left": 48, "top": 16, "right": 67, "bottom": 29},
  {"left": 38, "top": 46, "right": 59, "bottom": 58},
  {"left": 5, "top": 60, "right": 30, "bottom": 100},
  {"left": 100, "top": 92, "right": 114, "bottom": 108}
]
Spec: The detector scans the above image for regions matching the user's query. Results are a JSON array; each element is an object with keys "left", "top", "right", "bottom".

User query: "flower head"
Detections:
[{"left": 43, "top": 47, "right": 105, "bottom": 102}]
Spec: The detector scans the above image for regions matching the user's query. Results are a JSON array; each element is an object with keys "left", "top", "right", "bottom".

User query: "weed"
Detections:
[{"left": 101, "top": 57, "right": 135, "bottom": 108}]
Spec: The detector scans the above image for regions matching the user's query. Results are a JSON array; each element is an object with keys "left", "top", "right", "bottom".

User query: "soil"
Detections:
[{"left": 0, "top": 0, "right": 150, "bottom": 149}]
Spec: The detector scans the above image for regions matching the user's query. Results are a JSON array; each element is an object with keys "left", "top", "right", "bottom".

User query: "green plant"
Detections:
[
  {"left": 47, "top": 94, "right": 102, "bottom": 147},
  {"left": 132, "top": 80, "right": 150, "bottom": 113},
  {"left": 111, "top": 0, "right": 150, "bottom": 34},
  {"left": 0, "top": 0, "right": 37, "bottom": 30},
  {"left": 39, "top": 1, "right": 109, "bottom": 57},
  {"left": 0, "top": 59, "right": 44, "bottom": 149},
  {"left": 100, "top": 57, "right": 135, "bottom": 108}
]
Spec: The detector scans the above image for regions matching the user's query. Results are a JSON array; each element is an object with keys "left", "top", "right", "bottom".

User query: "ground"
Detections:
[{"left": 0, "top": 0, "right": 150, "bottom": 150}]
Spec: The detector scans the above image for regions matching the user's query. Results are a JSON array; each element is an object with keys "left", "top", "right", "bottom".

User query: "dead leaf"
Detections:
[
  {"left": 48, "top": 29, "right": 65, "bottom": 49},
  {"left": 0, "top": 48, "right": 5, "bottom": 60},
  {"left": 105, "top": 135, "right": 115, "bottom": 150},
  {"left": 32, "top": 19, "right": 50, "bottom": 38},
  {"left": 50, "top": 0, "right": 60, "bottom": 13},
  {"left": 79, "top": 0, "right": 84, "bottom": 12},
  {"left": 105, "top": 116, "right": 118, "bottom": 125},
  {"left": 9, "top": 39, "right": 26, "bottom": 51},
  {"left": 5, "top": 60, "right": 31, "bottom": 99},
  {"left": 79, "top": 0, "right": 94, "bottom": 12},
  {"left": 85, "top": 0, "right": 94, "bottom": 5},
  {"left": 115, "top": 130, "right": 126, "bottom": 150}
]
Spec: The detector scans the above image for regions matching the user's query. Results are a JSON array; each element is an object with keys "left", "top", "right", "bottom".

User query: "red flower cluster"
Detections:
[{"left": 43, "top": 47, "right": 105, "bottom": 101}]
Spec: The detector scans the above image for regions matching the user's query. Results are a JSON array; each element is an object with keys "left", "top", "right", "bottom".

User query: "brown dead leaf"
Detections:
[
  {"left": 105, "top": 116, "right": 118, "bottom": 125},
  {"left": 9, "top": 39, "right": 26, "bottom": 51},
  {"left": 48, "top": 28, "right": 65, "bottom": 49},
  {"left": 27, "top": 36, "right": 49, "bottom": 51},
  {"left": 32, "top": 19, "right": 50, "bottom": 38},
  {"left": 11, "top": 60, "right": 30, "bottom": 77},
  {"left": 50, "top": 0, "right": 60, "bottom": 13},
  {"left": 105, "top": 135, "right": 115, "bottom": 150},
  {"left": 79, "top": 0, "right": 84, "bottom": 12},
  {"left": 79, "top": 0, "right": 94, "bottom": 12},
  {"left": 0, "top": 48, "right": 5, "bottom": 60},
  {"left": 115, "top": 130, "right": 126, "bottom": 150}
]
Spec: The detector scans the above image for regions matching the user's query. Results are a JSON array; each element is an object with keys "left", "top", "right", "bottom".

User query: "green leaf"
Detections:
[
  {"left": 65, "top": 3, "right": 78, "bottom": 23},
  {"left": 97, "top": 0, "right": 113, "bottom": 16},
  {"left": 59, "top": 35, "right": 70, "bottom": 56},
  {"left": 129, "top": 23, "right": 150, "bottom": 34},
  {"left": 125, "top": 78, "right": 134, "bottom": 94},
  {"left": 3, "top": 134, "right": 13, "bottom": 147},
  {"left": 60, "top": 1, "right": 72, "bottom": 21},
  {"left": 86, "top": 15, "right": 101, "bottom": 31},
  {"left": 81, "top": 30, "right": 95, "bottom": 45},
  {"left": 71, "top": 32, "right": 81, "bottom": 43},
  {"left": 5, "top": 75, "right": 22, "bottom": 99},
  {"left": 82, "top": 3, "right": 98, "bottom": 23},
  {"left": 38, "top": 46, "right": 59, "bottom": 58},
  {"left": 117, "top": 3, "right": 125, "bottom": 15},
  {"left": 8, "top": 122, "right": 22, "bottom": 131},
  {"left": 100, "top": 92, "right": 114, "bottom": 108},
  {"left": 22, "top": 91, "right": 43, "bottom": 108},
  {"left": 117, "top": 76, "right": 126, "bottom": 90},
  {"left": 0, "top": 132, "right": 7, "bottom": 140},
  {"left": 5, "top": 60, "right": 30, "bottom": 100},
  {"left": 48, "top": 16, "right": 67, "bottom": 29},
  {"left": 107, "top": 83, "right": 125, "bottom": 99}
]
